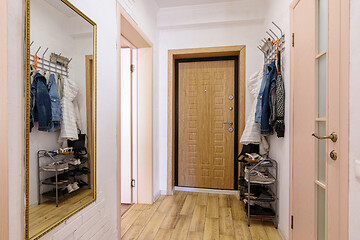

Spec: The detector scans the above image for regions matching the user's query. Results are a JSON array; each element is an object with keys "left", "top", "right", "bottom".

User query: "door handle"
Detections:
[
  {"left": 312, "top": 132, "right": 338, "bottom": 142},
  {"left": 223, "top": 122, "right": 233, "bottom": 126}
]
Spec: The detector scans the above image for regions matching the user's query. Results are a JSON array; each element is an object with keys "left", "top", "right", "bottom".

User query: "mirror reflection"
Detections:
[{"left": 27, "top": 0, "right": 96, "bottom": 238}]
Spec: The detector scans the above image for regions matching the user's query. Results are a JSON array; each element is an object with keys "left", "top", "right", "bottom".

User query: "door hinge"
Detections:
[
  {"left": 291, "top": 215, "right": 294, "bottom": 229},
  {"left": 130, "top": 64, "right": 135, "bottom": 73},
  {"left": 292, "top": 33, "right": 295, "bottom": 47},
  {"left": 131, "top": 179, "right": 136, "bottom": 188}
]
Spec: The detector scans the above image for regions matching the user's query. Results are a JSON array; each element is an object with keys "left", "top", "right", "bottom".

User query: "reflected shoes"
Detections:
[
  {"left": 55, "top": 147, "right": 74, "bottom": 155},
  {"left": 66, "top": 182, "right": 80, "bottom": 193},
  {"left": 65, "top": 158, "right": 81, "bottom": 166},
  {"left": 43, "top": 162, "right": 69, "bottom": 171}
]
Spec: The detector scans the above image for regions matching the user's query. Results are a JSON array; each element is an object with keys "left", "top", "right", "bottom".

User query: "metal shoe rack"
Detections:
[
  {"left": 37, "top": 150, "right": 90, "bottom": 207},
  {"left": 238, "top": 158, "right": 278, "bottom": 228}
]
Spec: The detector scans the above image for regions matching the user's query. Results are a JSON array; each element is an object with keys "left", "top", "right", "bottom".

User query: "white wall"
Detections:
[
  {"left": 349, "top": 0, "right": 360, "bottom": 239},
  {"left": 155, "top": 0, "right": 268, "bottom": 193},
  {"left": 263, "top": 0, "right": 292, "bottom": 239}
]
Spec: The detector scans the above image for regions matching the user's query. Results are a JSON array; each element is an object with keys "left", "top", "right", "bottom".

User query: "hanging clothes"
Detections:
[
  {"left": 240, "top": 70, "right": 263, "bottom": 144},
  {"left": 48, "top": 74, "right": 62, "bottom": 132},
  {"left": 30, "top": 73, "right": 52, "bottom": 132},
  {"left": 58, "top": 78, "right": 82, "bottom": 143},
  {"left": 274, "top": 49, "right": 285, "bottom": 137},
  {"left": 255, "top": 61, "right": 277, "bottom": 135}
]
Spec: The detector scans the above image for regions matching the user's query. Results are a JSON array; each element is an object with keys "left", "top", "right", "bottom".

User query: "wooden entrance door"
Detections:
[
  {"left": 177, "top": 59, "right": 236, "bottom": 189},
  {"left": 291, "top": 0, "right": 349, "bottom": 239}
]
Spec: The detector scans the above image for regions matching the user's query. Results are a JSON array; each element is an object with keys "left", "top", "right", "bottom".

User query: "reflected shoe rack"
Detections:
[
  {"left": 37, "top": 150, "right": 90, "bottom": 207},
  {"left": 238, "top": 158, "right": 278, "bottom": 228}
]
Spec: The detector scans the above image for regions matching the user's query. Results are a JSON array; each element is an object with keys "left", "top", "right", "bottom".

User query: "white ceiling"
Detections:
[{"left": 155, "top": 0, "right": 242, "bottom": 8}]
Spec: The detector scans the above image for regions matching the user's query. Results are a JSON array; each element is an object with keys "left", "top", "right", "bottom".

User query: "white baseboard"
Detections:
[
  {"left": 174, "top": 186, "right": 238, "bottom": 195},
  {"left": 278, "top": 228, "right": 288, "bottom": 240},
  {"left": 153, "top": 190, "right": 161, "bottom": 202}
]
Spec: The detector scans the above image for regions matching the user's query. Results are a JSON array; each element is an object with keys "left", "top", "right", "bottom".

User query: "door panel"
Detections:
[
  {"left": 292, "top": 0, "right": 316, "bottom": 238},
  {"left": 178, "top": 60, "right": 235, "bottom": 189},
  {"left": 121, "top": 48, "right": 132, "bottom": 204},
  {"left": 291, "top": 0, "right": 345, "bottom": 239}
]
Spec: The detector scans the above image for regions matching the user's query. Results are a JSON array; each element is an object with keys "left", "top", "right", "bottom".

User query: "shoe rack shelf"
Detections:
[
  {"left": 37, "top": 150, "right": 90, "bottom": 207},
  {"left": 238, "top": 158, "right": 278, "bottom": 228}
]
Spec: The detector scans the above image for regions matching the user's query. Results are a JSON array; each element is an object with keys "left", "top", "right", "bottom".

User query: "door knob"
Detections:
[
  {"left": 223, "top": 122, "right": 233, "bottom": 126},
  {"left": 312, "top": 132, "right": 338, "bottom": 142},
  {"left": 330, "top": 150, "right": 337, "bottom": 161}
]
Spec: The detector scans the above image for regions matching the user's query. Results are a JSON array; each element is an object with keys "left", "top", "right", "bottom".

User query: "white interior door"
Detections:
[
  {"left": 131, "top": 49, "right": 138, "bottom": 203},
  {"left": 121, "top": 48, "right": 132, "bottom": 204},
  {"left": 291, "top": 0, "right": 348, "bottom": 239}
]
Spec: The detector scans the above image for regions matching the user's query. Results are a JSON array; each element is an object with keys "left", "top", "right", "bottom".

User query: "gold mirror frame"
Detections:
[{"left": 24, "top": 0, "right": 97, "bottom": 239}]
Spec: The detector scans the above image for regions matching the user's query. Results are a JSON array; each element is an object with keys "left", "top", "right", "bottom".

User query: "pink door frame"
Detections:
[
  {"left": 0, "top": 0, "right": 9, "bottom": 238},
  {"left": 289, "top": 0, "right": 350, "bottom": 239}
]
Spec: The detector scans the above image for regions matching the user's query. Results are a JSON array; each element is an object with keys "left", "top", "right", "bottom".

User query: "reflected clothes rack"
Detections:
[{"left": 30, "top": 54, "right": 69, "bottom": 78}]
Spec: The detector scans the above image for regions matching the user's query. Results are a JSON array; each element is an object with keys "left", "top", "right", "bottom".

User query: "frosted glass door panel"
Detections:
[
  {"left": 318, "top": 0, "right": 327, "bottom": 53},
  {"left": 317, "top": 121, "right": 326, "bottom": 184},
  {"left": 318, "top": 55, "right": 327, "bottom": 118},
  {"left": 317, "top": 186, "right": 326, "bottom": 240}
]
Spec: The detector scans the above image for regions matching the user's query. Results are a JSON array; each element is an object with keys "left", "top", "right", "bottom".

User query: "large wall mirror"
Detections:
[{"left": 24, "top": 0, "right": 96, "bottom": 239}]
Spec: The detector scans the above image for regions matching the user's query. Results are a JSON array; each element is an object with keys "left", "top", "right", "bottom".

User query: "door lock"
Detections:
[
  {"left": 330, "top": 150, "right": 337, "bottom": 161},
  {"left": 228, "top": 127, "right": 234, "bottom": 133}
]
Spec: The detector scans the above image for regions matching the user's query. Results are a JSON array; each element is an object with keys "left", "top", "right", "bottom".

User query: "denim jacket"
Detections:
[
  {"left": 48, "top": 74, "right": 62, "bottom": 132},
  {"left": 30, "top": 73, "right": 52, "bottom": 131},
  {"left": 255, "top": 61, "right": 277, "bottom": 135}
]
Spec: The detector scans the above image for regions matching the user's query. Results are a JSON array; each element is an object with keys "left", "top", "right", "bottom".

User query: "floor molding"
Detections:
[{"left": 174, "top": 186, "right": 238, "bottom": 195}]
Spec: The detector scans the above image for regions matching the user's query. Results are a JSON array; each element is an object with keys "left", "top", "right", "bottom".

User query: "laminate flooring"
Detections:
[
  {"left": 29, "top": 189, "right": 93, "bottom": 238},
  {"left": 121, "top": 191, "right": 282, "bottom": 240}
]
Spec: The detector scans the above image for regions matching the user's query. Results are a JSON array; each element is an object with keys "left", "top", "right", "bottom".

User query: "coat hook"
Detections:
[
  {"left": 42, "top": 48, "right": 48, "bottom": 58},
  {"left": 266, "top": 31, "right": 275, "bottom": 41},
  {"left": 272, "top": 21, "right": 283, "bottom": 36},
  {"left": 257, "top": 46, "right": 266, "bottom": 56},
  {"left": 35, "top": 46, "right": 42, "bottom": 56},
  {"left": 269, "top": 29, "right": 279, "bottom": 39},
  {"left": 263, "top": 39, "right": 272, "bottom": 48}
]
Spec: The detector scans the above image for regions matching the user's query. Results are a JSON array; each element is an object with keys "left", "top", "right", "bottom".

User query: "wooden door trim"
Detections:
[
  {"left": 0, "top": 0, "right": 8, "bottom": 238},
  {"left": 117, "top": 3, "right": 154, "bottom": 239},
  {"left": 167, "top": 46, "right": 246, "bottom": 194},
  {"left": 289, "top": 0, "right": 349, "bottom": 238}
]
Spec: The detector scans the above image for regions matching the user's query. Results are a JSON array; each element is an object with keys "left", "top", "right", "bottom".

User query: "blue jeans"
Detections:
[
  {"left": 48, "top": 74, "right": 62, "bottom": 132},
  {"left": 31, "top": 73, "right": 52, "bottom": 131}
]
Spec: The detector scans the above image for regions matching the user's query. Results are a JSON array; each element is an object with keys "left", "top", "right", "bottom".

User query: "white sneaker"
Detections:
[
  {"left": 67, "top": 184, "right": 74, "bottom": 193},
  {"left": 72, "top": 182, "right": 80, "bottom": 191}
]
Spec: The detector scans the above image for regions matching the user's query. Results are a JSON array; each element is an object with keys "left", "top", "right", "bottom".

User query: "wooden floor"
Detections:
[
  {"left": 121, "top": 191, "right": 282, "bottom": 240},
  {"left": 29, "top": 189, "right": 93, "bottom": 238}
]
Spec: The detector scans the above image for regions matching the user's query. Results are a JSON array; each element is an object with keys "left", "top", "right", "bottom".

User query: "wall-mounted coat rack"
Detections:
[
  {"left": 257, "top": 22, "right": 285, "bottom": 64},
  {"left": 30, "top": 41, "right": 72, "bottom": 78}
]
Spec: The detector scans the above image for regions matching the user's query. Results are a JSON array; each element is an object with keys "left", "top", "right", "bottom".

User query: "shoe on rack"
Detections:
[
  {"left": 43, "top": 162, "right": 69, "bottom": 172},
  {"left": 72, "top": 182, "right": 80, "bottom": 191},
  {"left": 245, "top": 168, "right": 275, "bottom": 184},
  {"left": 77, "top": 180, "right": 88, "bottom": 188},
  {"left": 66, "top": 184, "right": 75, "bottom": 193}
]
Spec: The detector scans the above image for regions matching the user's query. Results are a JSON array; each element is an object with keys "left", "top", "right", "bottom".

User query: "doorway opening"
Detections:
[
  {"left": 167, "top": 46, "right": 246, "bottom": 194},
  {"left": 120, "top": 36, "right": 138, "bottom": 212},
  {"left": 174, "top": 56, "right": 239, "bottom": 190}
]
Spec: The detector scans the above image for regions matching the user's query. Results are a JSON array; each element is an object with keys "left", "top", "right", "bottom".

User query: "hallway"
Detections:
[{"left": 121, "top": 191, "right": 282, "bottom": 240}]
